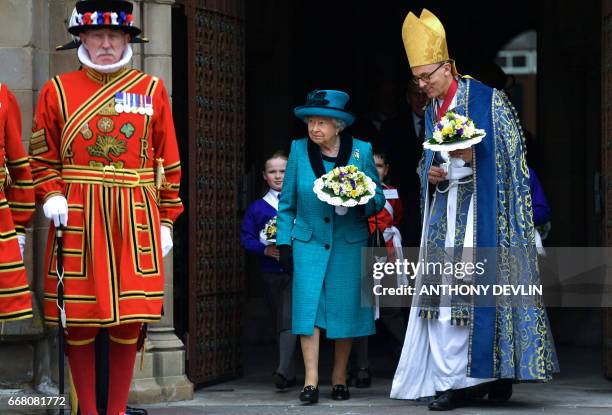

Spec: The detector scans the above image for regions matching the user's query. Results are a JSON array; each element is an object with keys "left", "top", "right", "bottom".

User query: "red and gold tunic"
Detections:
[
  {"left": 30, "top": 68, "right": 183, "bottom": 327},
  {"left": 0, "top": 84, "right": 35, "bottom": 321}
]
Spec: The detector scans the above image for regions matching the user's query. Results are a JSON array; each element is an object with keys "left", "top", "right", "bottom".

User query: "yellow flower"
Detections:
[
  {"left": 442, "top": 125, "right": 453, "bottom": 136},
  {"left": 351, "top": 189, "right": 359, "bottom": 197}
]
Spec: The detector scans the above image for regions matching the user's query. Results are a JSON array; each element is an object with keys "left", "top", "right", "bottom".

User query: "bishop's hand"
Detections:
[
  {"left": 448, "top": 147, "right": 473, "bottom": 164},
  {"left": 428, "top": 166, "right": 447, "bottom": 185}
]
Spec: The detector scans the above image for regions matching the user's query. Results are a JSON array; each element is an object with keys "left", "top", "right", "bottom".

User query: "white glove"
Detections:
[
  {"left": 43, "top": 195, "right": 68, "bottom": 227},
  {"left": 17, "top": 234, "right": 26, "bottom": 258},
  {"left": 161, "top": 225, "right": 173, "bottom": 257}
]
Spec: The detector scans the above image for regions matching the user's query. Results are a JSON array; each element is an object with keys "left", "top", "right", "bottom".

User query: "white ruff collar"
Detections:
[{"left": 78, "top": 44, "right": 133, "bottom": 74}]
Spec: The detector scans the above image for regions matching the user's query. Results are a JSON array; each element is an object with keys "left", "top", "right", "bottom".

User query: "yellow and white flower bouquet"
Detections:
[
  {"left": 423, "top": 111, "right": 486, "bottom": 152},
  {"left": 259, "top": 216, "right": 277, "bottom": 245},
  {"left": 313, "top": 165, "right": 376, "bottom": 215}
]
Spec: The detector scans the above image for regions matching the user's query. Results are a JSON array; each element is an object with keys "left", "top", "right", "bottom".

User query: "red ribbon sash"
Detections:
[{"left": 436, "top": 78, "right": 458, "bottom": 121}]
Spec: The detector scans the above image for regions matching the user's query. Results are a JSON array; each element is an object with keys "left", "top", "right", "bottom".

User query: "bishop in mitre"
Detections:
[{"left": 390, "top": 9, "right": 559, "bottom": 411}]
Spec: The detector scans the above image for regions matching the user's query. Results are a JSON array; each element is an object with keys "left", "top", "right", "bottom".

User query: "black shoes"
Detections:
[
  {"left": 428, "top": 388, "right": 468, "bottom": 411},
  {"left": 125, "top": 407, "right": 148, "bottom": 415},
  {"left": 331, "top": 384, "right": 350, "bottom": 400},
  {"left": 487, "top": 379, "right": 513, "bottom": 402},
  {"left": 354, "top": 367, "right": 371, "bottom": 388},
  {"left": 299, "top": 385, "right": 319, "bottom": 403},
  {"left": 348, "top": 367, "right": 372, "bottom": 388},
  {"left": 272, "top": 372, "right": 297, "bottom": 389},
  {"left": 465, "top": 379, "right": 513, "bottom": 402},
  {"left": 428, "top": 381, "right": 514, "bottom": 411},
  {"left": 466, "top": 382, "right": 489, "bottom": 400},
  {"left": 299, "top": 384, "right": 351, "bottom": 403}
]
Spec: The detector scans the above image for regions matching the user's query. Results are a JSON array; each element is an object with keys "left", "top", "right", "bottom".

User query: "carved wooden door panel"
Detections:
[{"left": 177, "top": 0, "right": 246, "bottom": 384}]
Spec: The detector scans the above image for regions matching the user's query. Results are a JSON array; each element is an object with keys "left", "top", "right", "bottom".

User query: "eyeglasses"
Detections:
[{"left": 412, "top": 62, "right": 447, "bottom": 85}]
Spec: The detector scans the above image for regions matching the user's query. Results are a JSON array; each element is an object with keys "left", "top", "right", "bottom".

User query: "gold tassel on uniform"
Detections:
[
  {"left": 5, "top": 168, "right": 11, "bottom": 188},
  {"left": 155, "top": 157, "right": 169, "bottom": 191},
  {"left": 2, "top": 157, "right": 11, "bottom": 190}
]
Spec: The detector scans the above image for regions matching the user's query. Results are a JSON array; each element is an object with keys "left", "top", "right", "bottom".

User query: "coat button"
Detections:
[
  {"left": 324, "top": 244, "right": 330, "bottom": 250},
  {"left": 324, "top": 217, "right": 330, "bottom": 223}
]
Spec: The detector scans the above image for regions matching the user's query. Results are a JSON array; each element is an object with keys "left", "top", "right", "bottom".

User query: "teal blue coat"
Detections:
[{"left": 276, "top": 135, "right": 385, "bottom": 338}]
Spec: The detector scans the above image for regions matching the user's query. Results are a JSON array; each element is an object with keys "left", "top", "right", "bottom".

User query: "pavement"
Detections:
[
  {"left": 140, "top": 344, "right": 612, "bottom": 415},
  {"left": 1, "top": 342, "right": 610, "bottom": 415}
]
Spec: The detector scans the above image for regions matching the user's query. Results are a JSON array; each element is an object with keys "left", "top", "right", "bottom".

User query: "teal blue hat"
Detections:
[{"left": 294, "top": 89, "right": 355, "bottom": 126}]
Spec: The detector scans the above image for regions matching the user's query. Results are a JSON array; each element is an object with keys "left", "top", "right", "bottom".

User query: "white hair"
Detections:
[
  {"left": 332, "top": 118, "right": 346, "bottom": 132},
  {"left": 303, "top": 116, "right": 346, "bottom": 133}
]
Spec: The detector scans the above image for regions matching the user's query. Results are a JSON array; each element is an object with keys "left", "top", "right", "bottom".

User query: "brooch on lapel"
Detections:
[{"left": 353, "top": 149, "right": 360, "bottom": 160}]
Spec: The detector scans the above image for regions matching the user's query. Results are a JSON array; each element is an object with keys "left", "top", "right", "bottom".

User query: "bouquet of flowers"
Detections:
[
  {"left": 423, "top": 111, "right": 486, "bottom": 152},
  {"left": 313, "top": 165, "right": 376, "bottom": 215},
  {"left": 259, "top": 216, "right": 277, "bottom": 245}
]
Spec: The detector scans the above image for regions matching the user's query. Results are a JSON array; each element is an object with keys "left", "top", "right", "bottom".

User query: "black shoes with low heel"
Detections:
[
  {"left": 354, "top": 367, "right": 371, "bottom": 388},
  {"left": 299, "top": 385, "right": 319, "bottom": 403},
  {"left": 428, "top": 381, "right": 514, "bottom": 411},
  {"left": 428, "top": 388, "right": 468, "bottom": 411},
  {"left": 331, "top": 384, "right": 350, "bottom": 400},
  {"left": 487, "top": 379, "right": 513, "bottom": 402},
  {"left": 272, "top": 372, "right": 297, "bottom": 389}
]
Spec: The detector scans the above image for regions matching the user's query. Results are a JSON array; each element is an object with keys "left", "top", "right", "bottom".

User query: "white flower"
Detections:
[{"left": 433, "top": 130, "right": 444, "bottom": 143}]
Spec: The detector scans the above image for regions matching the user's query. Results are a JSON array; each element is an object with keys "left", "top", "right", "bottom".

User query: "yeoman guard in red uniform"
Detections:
[{"left": 29, "top": 1, "right": 183, "bottom": 413}]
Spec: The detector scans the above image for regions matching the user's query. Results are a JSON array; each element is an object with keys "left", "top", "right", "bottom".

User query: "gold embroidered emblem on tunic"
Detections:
[
  {"left": 98, "top": 100, "right": 120, "bottom": 116},
  {"left": 120, "top": 122, "right": 135, "bottom": 138},
  {"left": 81, "top": 123, "right": 93, "bottom": 140},
  {"left": 87, "top": 135, "right": 128, "bottom": 162},
  {"left": 97, "top": 117, "right": 115, "bottom": 133}
]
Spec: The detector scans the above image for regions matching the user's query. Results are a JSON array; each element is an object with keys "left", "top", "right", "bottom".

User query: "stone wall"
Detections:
[{"left": 0, "top": 0, "right": 192, "bottom": 403}]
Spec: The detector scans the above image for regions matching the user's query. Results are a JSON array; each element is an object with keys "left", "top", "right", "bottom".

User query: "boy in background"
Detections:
[{"left": 240, "top": 151, "right": 297, "bottom": 389}]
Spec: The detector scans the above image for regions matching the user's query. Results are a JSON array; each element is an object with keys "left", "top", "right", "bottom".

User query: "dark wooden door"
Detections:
[{"left": 175, "top": 0, "right": 246, "bottom": 385}]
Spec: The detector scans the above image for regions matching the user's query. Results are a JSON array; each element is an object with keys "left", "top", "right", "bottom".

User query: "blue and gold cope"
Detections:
[{"left": 417, "top": 77, "right": 559, "bottom": 380}]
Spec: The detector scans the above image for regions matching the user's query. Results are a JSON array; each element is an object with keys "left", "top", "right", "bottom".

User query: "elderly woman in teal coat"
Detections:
[{"left": 276, "top": 89, "right": 385, "bottom": 403}]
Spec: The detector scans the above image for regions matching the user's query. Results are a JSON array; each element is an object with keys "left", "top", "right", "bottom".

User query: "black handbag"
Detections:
[{"left": 278, "top": 244, "right": 293, "bottom": 275}]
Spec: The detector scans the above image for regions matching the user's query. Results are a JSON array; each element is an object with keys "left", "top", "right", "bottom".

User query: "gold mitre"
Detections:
[{"left": 402, "top": 9, "right": 458, "bottom": 75}]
